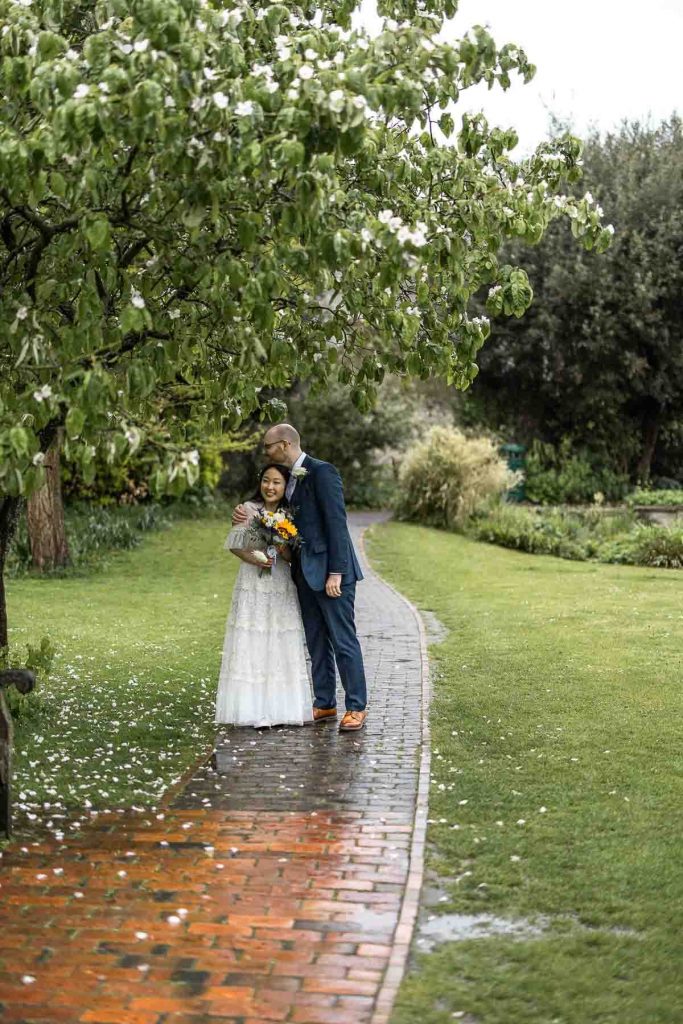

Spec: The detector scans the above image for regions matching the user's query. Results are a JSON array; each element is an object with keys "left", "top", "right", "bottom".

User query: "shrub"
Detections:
[
  {"left": 626, "top": 488, "right": 683, "bottom": 507},
  {"left": 469, "top": 505, "right": 589, "bottom": 560},
  {"left": 6, "top": 502, "right": 172, "bottom": 577},
  {"left": 468, "top": 504, "right": 682, "bottom": 568},
  {"left": 395, "top": 427, "right": 515, "bottom": 530},
  {"left": 524, "top": 439, "right": 630, "bottom": 505},
  {"left": 599, "top": 525, "right": 683, "bottom": 568}
]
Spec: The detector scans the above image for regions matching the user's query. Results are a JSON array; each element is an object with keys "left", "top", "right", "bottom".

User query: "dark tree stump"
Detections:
[{"left": 0, "top": 669, "right": 36, "bottom": 838}]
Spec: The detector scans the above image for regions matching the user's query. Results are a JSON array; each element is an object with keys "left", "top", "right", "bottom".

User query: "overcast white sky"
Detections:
[{"left": 357, "top": 0, "right": 683, "bottom": 153}]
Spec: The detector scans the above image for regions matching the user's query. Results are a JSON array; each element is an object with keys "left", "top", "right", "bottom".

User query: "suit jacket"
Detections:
[{"left": 291, "top": 455, "right": 363, "bottom": 592}]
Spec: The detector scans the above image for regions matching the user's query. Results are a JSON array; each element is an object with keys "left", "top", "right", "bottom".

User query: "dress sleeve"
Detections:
[
  {"left": 224, "top": 502, "right": 258, "bottom": 551},
  {"left": 224, "top": 526, "right": 251, "bottom": 551}
]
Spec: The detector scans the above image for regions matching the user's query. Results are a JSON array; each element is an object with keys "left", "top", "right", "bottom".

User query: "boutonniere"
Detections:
[{"left": 292, "top": 467, "right": 309, "bottom": 480}]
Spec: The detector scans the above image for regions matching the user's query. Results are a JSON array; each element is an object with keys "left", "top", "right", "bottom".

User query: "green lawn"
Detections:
[
  {"left": 366, "top": 522, "right": 682, "bottom": 1024},
  {"left": 6, "top": 516, "right": 236, "bottom": 833}
]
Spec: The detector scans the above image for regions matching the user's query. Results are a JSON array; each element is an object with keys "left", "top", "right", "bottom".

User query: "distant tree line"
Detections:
[{"left": 466, "top": 117, "right": 683, "bottom": 484}]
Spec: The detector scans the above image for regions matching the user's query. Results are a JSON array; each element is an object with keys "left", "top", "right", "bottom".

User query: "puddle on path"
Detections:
[{"left": 416, "top": 912, "right": 546, "bottom": 951}]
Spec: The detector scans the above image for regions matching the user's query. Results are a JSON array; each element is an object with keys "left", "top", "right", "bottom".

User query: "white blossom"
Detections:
[
  {"left": 73, "top": 84, "right": 89, "bottom": 99},
  {"left": 235, "top": 100, "right": 255, "bottom": 116},
  {"left": 219, "top": 8, "right": 243, "bottom": 27},
  {"left": 203, "top": 66, "right": 218, "bottom": 81},
  {"left": 32, "top": 452, "right": 46, "bottom": 466},
  {"left": 212, "top": 91, "right": 229, "bottom": 109},
  {"left": 328, "top": 89, "right": 345, "bottom": 112},
  {"left": 297, "top": 64, "right": 314, "bottom": 81},
  {"left": 133, "top": 39, "right": 149, "bottom": 53},
  {"left": 131, "top": 289, "right": 145, "bottom": 309},
  {"left": 33, "top": 385, "right": 53, "bottom": 403},
  {"left": 16, "top": 305, "right": 28, "bottom": 320}
]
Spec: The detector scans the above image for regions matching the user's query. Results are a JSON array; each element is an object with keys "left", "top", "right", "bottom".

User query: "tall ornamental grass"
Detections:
[{"left": 394, "top": 427, "right": 515, "bottom": 530}]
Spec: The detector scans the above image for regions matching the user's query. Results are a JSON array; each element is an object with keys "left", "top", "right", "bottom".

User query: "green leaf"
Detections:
[
  {"left": 65, "top": 407, "right": 85, "bottom": 439},
  {"left": 9, "top": 427, "right": 29, "bottom": 457}
]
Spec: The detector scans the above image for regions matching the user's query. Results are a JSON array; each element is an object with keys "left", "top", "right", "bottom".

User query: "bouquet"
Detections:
[{"left": 247, "top": 508, "right": 299, "bottom": 575}]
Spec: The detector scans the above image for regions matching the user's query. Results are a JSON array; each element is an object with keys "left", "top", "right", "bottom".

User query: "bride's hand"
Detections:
[{"left": 232, "top": 503, "right": 248, "bottom": 526}]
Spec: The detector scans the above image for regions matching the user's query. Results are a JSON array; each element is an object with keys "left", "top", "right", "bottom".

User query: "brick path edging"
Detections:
[{"left": 357, "top": 525, "right": 432, "bottom": 1024}]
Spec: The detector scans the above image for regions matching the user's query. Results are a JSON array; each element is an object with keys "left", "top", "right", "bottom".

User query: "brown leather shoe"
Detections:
[
  {"left": 339, "top": 710, "right": 367, "bottom": 732},
  {"left": 313, "top": 706, "right": 338, "bottom": 722}
]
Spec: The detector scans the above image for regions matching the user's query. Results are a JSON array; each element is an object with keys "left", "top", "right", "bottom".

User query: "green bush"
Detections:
[
  {"left": 468, "top": 503, "right": 682, "bottom": 568},
  {"left": 524, "top": 439, "right": 630, "bottom": 504},
  {"left": 469, "top": 505, "right": 590, "bottom": 560},
  {"left": 395, "top": 427, "right": 515, "bottom": 530},
  {"left": 0, "top": 637, "right": 56, "bottom": 722},
  {"left": 599, "top": 525, "right": 683, "bottom": 568},
  {"left": 627, "top": 488, "right": 683, "bottom": 507},
  {"left": 6, "top": 502, "right": 172, "bottom": 577}
]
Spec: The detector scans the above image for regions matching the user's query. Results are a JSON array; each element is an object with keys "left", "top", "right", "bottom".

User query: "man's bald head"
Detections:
[
  {"left": 262, "top": 423, "right": 302, "bottom": 467},
  {"left": 264, "top": 423, "right": 300, "bottom": 446}
]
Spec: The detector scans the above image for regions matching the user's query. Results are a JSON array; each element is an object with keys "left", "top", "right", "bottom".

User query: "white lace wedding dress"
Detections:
[{"left": 215, "top": 501, "right": 314, "bottom": 728}]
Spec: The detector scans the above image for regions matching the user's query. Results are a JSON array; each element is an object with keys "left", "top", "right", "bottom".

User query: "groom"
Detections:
[{"left": 234, "top": 424, "right": 368, "bottom": 732}]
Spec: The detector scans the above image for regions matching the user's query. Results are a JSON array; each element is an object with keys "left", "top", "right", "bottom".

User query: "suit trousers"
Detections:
[{"left": 294, "top": 573, "right": 367, "bottom": 712}]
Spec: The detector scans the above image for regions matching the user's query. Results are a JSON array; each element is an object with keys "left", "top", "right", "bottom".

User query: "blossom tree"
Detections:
[{"left": 0, "top": 0, "right": 611, "bottom": 644}]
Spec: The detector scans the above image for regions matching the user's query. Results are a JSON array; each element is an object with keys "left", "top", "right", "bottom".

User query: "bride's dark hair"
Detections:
[{"left": 247, "top": 463, "right": 292, "bottom": 506}]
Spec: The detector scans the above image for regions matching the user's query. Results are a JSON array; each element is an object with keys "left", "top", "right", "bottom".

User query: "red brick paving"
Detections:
[
  {"left": 0, "top": 808, "right": 410, "bottom": 1022},
  {"left": 0, "top": 514, "right": 429, "bottom": 1024}
]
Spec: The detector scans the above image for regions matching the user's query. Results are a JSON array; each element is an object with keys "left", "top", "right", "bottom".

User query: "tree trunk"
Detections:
[
  {"left": 0, "top": 497, "right": 23, "bottom": 651},
  {"left": 26, "top": 430, "right": 70, "bottom": 572},
  {"left": 636, "top": 398, "right": 662, "bottom": 484}
]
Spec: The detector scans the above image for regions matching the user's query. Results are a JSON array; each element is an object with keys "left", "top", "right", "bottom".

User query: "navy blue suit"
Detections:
[{"left": 290, "top": 456, "right": 367, "bottom": 712}]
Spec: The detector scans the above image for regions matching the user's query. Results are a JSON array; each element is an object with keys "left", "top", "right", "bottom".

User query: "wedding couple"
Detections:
[{"left": 214, "top": 424, "right": 368, "bottom": 732}]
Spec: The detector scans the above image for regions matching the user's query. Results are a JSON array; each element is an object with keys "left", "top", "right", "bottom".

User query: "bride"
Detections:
[{"left": 215, "top": 463, "right": 314, "bottom": 728}]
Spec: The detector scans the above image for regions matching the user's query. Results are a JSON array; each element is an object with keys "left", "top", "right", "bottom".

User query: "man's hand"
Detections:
[
  {"left": 232, "top": 503, "right": 248, "bottom": 526},
  {"left": 325, "top": 573, "right": 342, "bottom": 598}
]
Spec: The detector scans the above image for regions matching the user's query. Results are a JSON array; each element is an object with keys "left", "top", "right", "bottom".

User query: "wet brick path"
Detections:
[{"left": 0, "top": 514, "right": 426, "bottom": 1024}]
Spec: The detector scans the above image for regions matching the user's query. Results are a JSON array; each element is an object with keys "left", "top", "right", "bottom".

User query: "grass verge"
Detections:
[
  {"left": 367, "top": 522, "right": 682, "bottom": 1024},
  {"left": 6, "top": 515, "right": 236, "bottom": 838}
]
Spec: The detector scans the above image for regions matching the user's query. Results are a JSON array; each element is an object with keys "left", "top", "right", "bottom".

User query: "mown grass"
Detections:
[
  {"left": 366, "top": 522, "right": 682, "bottom": 1024},
  {"left": 6, "top": 515, "right": 236, "bottom": 836}
]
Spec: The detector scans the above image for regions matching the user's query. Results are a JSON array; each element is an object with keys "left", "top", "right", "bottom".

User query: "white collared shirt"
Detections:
[{"left": 286, "top": 451, "right": 307, "bottom": 502}]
